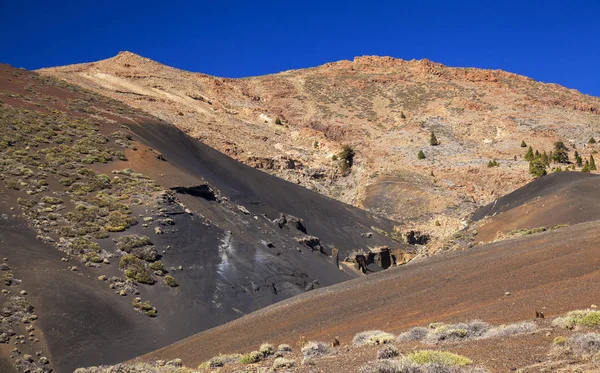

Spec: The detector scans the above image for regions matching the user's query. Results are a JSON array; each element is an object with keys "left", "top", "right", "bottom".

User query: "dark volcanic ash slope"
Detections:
[
  {"left": 0, "top": 64, "right": 403, "bottom": 373},
  {"left": 472, "top": 172, "right": 600, "bottom": 243}
]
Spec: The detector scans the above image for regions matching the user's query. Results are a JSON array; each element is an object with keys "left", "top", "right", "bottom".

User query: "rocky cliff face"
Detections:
[{"left": 39, "top": 52, "right": 600, "bottom": 249}]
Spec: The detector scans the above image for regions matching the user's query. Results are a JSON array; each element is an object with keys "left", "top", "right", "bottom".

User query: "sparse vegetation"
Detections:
[
  {"left": 487, "top": 159, "right": 499, "bottom": 168},
  {"left": 354, "top": 330, "right": 395, "bottom": 346},
  {"left": 520, "top": 140, "right": 527, "bottom": 147},
  {"left": 417, "top": 150, "right": 425, "bottom": 160},
  {"left": 553, "top": 309, "right": 600, "bottom": 329}
]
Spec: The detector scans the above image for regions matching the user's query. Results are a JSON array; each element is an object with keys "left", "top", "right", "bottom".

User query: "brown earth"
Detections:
[{"left": 38, "top": 52, "right": 600, "bottom": 248}]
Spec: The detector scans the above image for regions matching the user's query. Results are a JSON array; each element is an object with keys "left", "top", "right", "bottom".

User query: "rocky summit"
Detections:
[{"left": 40, "top": 52, "right": 600, "bottom": 249}]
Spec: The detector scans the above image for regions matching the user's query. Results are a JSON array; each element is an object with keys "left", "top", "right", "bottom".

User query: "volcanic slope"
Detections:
[
  {"left": 0, "top": 63, "right": 402, "bottom": 373},
  {"left": 40, "top": 52, "right": 600, "bottom": 247},
  {"left": 142, "top": 175, "right": 600, "bottom": 371}
]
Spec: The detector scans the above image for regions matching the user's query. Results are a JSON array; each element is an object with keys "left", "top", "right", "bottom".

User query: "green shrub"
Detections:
[
  {"left": 430, "top": 131, "right": 439, "bottom": 146},
  {"left": 119, "top": 254, "right": 154, "bottom": 284},
  {"left": 240, "top": 351, "right": 263, "bottom": 364},
  {"left": 164, "top": 275, "right": 178, "bottom": 287},
  {"left": 132, "top": 299, "right": 157, "bottom": 317},
  {"left": 275, "top": 117, "right": 282, "bottom": 125},
  {"left": 417, "top": 150, "right": 425, "bottom": 160},
  {"left": 553, "top": 309, "right": 600, "bottom": 329},
  {"left": 272, "top": 357, "right": 294, "bottom": 369},
  {"left": 115, "top": 235, "right": 152, "bottom": 252},
  {"left": 339, "top": 144, "right": 355, "bottom": 173}
]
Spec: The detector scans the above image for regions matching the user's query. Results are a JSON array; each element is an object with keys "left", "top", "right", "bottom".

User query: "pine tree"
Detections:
[
  {"left": 535, "top": 150, "right": 541, "bottom": 159},
  {"left": 524, "top": 146, "right": 534, "bottom": 161},
  {"left": 590, "top": 155, "right": 596, "bottom": 170},
  {"left": 275, "top": 117, "right": 282, "bottom": 125},
  {"left": 542, "top": 151, "right": 550, "bottom": 166},
  {"left": 575, "top": 151, "right": 583, "bottom": 167},
  {"left": 430, "top": 131, "right": 440, "bottom": 146},
  {"left": 529, "top": 158, "right": 547, "bottom": 178},
  {"left": 582, "top": 160, "right": 590, "bottom": 173},
  {"left": 589, "top": 137, "right": 596, "bottom": 144},
  {"left": 552, "top": 141, "right": 569, "bottom": 163},
  {"left": 339, "top": 144, "right": 355, "bottom": 173},
  {"left": 417, "top": 150, "right": 426, "bottom": 160},
  {"left": 520, "top": 140, "right": 527, "bottom": 148}
]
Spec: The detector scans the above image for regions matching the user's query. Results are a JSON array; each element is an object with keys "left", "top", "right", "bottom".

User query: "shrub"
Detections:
[
  {"left": 339, "top": 144, "right": 355, "bottom": 173},
  {"left": 132, "top": 299, "right": 157, "bottom": 317},
  {"left": 119, "top": 254, "right": 154, "bottom": 284},
  {"left": 240, "top": 351, "right": 263, "bottom": 364},
  {"left": 163, "top": 275, "right": 178, "bottom": 287},
  {"left": 590, "top": 155, "right": 596, "bottom": 170},
  {"left": 553, "top": 309, "right": 600, "bottom": 329},
  {"left": 259, "top": 343, "right": 275, "bottom": 357},
  {"left": 483, "top": 322, "right": 536, "bottom": 339},
  {"left": 115, "top": 235, "right": 152, "bottom": 252},
  {"left": 203, "top": 353, "right": 242, "bottom": 368},
  {"left": 567, "top": 333, "right": 600, "bottom": 357},
  {"left": 149, "top": 261, "right": 164, "bottom": 271},
  {"left": 397, "top": 327, "right": 429, "bottom": 342},
  {"left": 589, "top": 137, "right": 596, "bottom": 144},
  {"left": 406, "top": 350, "right": 472, "bottom": 366},
  {"left": 487, "top": 159, "right": 499, "bottom": 168},
  {"left": 424, "top": 321, "right": 490, "bottom": 343},
  {"left": 354, "top": 330, "right": 395, "bottom": 346},
  {"left": 272, "top": 357, "right": 294, "bottom": 369},
  {"left": 430, "top": 131, "right": 439, "bottom": 146},
  {"left": 417, "top": 150, "right": 425, "bottom": 160},
  {"left": 275, "top": 117, "right": 282, "bottom": 125},
  {"left": 378, "top": 345, "right": 400, "bottom": 360},
  {"left": 553, "top": 336, "right": 567, "bottom": 345},
  {"left": 301, "top": 341, "right": 330, "bottom": 359},
  {"left": 520, "top": 140, "right": 527, "bottom": 147},
  {"left": 277, "top": 344, "right": 292, "bottom": 352}
]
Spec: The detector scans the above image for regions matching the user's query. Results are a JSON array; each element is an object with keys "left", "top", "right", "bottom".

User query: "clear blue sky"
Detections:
[{"left": 1, "top": 0, "right": 599, "bottom": 96}]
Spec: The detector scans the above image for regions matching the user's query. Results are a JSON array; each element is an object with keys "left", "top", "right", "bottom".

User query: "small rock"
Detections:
[
  {"left": 98, "top": 275, "right": 107, "bottom": 281},
  {"left": 504, "top": 291, "right": 511, "bottom": 296},
  {"left": 154, "top": 227, "right": 163, "bottom": 235},
  {"left": 19, "top": 290, "right": 27, "bottom": 296}
]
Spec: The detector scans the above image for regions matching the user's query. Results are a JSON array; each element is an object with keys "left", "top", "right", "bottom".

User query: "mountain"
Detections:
[
  {"left": 39, "top": 52, "right": 600, "bottom": 249},
  {"left": 0, "top": 63, "right": 403, "bottom": 373}
]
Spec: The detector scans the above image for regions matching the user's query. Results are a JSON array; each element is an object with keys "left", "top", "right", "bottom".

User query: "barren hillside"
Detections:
[{"left": 39, "top": 53, "right": 600, "bottom": 248}]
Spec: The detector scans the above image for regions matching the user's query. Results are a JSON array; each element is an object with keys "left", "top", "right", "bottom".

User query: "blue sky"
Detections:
[{"left": 1, "top": 0, "right": 599, "bottom": 96}]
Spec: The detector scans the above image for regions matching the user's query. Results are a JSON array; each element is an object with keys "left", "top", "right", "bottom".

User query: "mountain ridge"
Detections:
[{"left": 38, "top": 52, "right": 600, "bottom": 251}]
